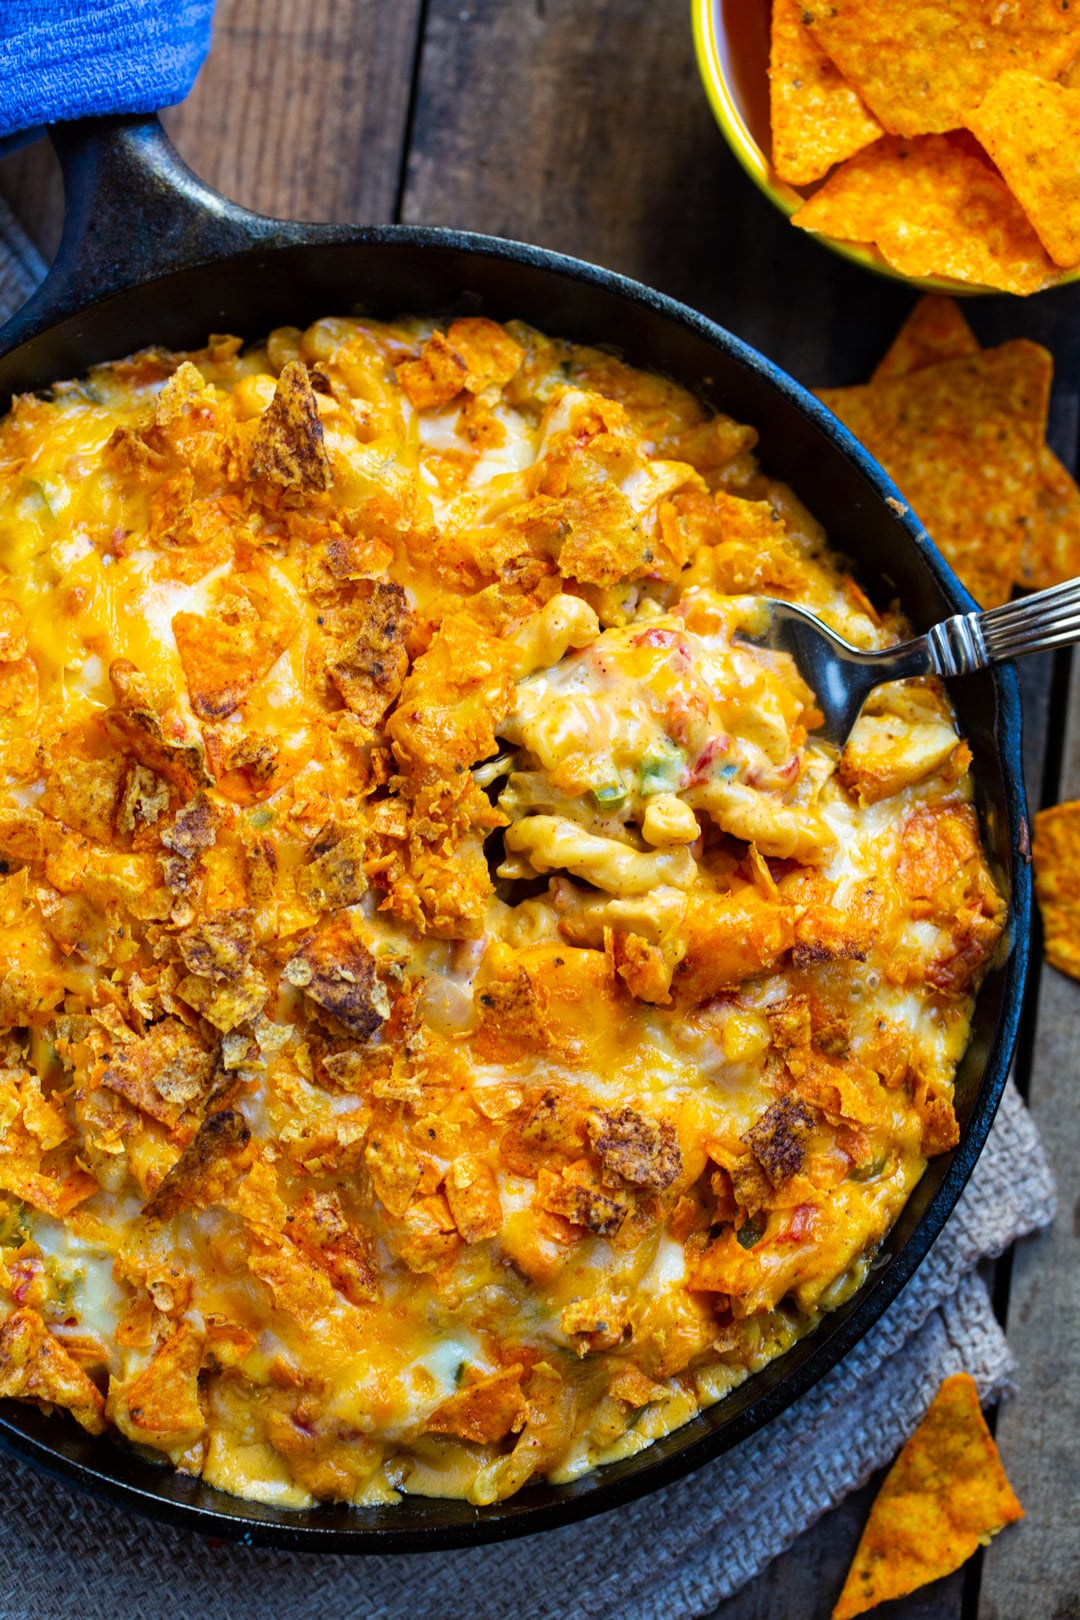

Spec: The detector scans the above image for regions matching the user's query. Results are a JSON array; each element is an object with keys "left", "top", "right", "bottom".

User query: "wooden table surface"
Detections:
[{"left": 2, "top": 3, "right": 1078, "bottom": 1615}]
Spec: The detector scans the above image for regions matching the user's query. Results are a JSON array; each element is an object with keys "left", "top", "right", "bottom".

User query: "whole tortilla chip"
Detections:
[
  {"left": 793, "top": 135, "right": 1058, "bottom": 294},
  {"left": 0, "top": 1308, "right": 106, "bottom": 1435},
  {"left": 769, "top": 0, "right": 883, "bottom": 186},
  {"left": 872, "top": 301, "right": 1080, "bottom": 589},
  {"left": 967, "top": 71, "right": 1080, "bottom": 268},
  {"left": 1033, "top": 800, "right": 1080, "bottom": 978},
  {"left": 871, "top": 296, "right": 979, "bottom": 382},
  {"left": 818, "top": 340, "right": 1051, "bottom": 607},
  {"left": 804, "top": 1, "right": 1080, "bottom": 137},
  {"left": 832, "top": 1372, "right": 1023, "bottom": 1619},
  {"left": 283, "top": 916, "right": 390, "bottom": 1039},
  {"left": 1023, "top": 445, "right": 1080, "bottom": 588}
]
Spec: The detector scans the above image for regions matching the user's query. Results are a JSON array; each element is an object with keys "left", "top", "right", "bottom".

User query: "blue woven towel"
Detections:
[{"left": 0, "top": 0, "right": 214, "bottom": 141}]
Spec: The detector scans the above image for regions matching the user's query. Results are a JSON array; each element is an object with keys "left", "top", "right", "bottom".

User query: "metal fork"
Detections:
[{"left": 743, "top": 577, "right": 1080, "bottom": 748}]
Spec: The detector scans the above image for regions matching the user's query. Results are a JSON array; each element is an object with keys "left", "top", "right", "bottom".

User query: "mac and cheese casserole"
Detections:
[{"left": 0, "top": 314, "right": 1004, "bottom": 1507}]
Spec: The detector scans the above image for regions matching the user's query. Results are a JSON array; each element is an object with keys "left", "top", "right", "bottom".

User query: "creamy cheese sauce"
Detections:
[{"left": 0, "top": 315, "right": 1004, "bottom": 1511}]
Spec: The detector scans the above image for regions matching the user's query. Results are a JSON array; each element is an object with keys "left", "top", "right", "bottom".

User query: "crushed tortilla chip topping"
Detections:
[
  {"left": 846, "top": 296, "right": 1080, "bottom": 597},
  {"left": 0, "top": 315, "right": 1003, "bottom": 1515},
  {"left": 832, "top": 1372, "right": 1023, "bottom": 1619},
  {"left": 792, "top": 135, "right": 1058, "bottom": 295},
  {"left": 761, "top": 7, "right": 1080, "bottom": 289}
]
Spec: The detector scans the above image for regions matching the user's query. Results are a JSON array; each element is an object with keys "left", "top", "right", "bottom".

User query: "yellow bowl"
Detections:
[{"left": 691, "top": 0, "right": 1078, "bottom": 295}]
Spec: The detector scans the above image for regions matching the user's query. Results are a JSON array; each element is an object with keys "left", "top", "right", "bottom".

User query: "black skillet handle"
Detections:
[{"left": 0, "top": 113, "right": 319, "bottom": 352}]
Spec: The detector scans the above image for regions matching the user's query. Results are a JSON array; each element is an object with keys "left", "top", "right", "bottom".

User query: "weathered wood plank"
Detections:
[
  {"left": 0, "top": 0, "right": 425, "bottom": 264},
  {"left": 977, "top": 653, "right": 1080, "bottom": 1619},
  {"left": 162, "top": 0, "right": 425, "bottom": 222}
]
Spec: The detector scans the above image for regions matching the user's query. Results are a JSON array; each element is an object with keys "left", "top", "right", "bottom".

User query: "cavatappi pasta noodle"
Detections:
[{"left": 0, "top": 315, "right": 1004, "bottom": 1508}]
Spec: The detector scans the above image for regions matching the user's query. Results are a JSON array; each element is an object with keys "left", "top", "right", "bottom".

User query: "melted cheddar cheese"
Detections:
[{"left": 0, "top": 316, "right": 1004, "bottom": 1507}]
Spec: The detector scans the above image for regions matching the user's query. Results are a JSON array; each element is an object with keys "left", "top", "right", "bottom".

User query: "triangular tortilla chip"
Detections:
[
  {"left": 769, "top": 0, "right": 883, "bottom": 186},
  {"left": 173, "top": 590, "right": 297, "bottom": 720},
  {"left": 832, "top": 1372, "right": 1023, "bottom": 1619},
  {"left": 1033, "top": 799, "right": 1080, "bottom": 979},
  {"left": 804, "top": 0, "right": 1080, "bottom": 137},
  {"left": 793, "top": 135, "right": 1058, "bottom": 294},
  {"left": 871, "top": 296, "right": 979, "bottom": 382},
  {"left": 871, "top": 301, "right": 1080, "bottom": 590},
  {"left": 818, "top": 340, "right": 1051, "bottom": 607},
  {"left": 967, "top": 71, "right": 1080, "bottom": 269},
  {"left": 1024, "top": 445, "right": 1080, "bottom": 588}
]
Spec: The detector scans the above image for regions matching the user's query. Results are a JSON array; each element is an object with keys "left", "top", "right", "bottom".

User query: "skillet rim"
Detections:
[{"left": 0, "top": 220, "right": 1030, "bottom": 1553}]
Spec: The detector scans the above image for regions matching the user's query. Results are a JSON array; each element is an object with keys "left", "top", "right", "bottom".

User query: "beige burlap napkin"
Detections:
[
  {"left": 0, "top": 1081, "right": 1053, "bottom": 1620},
  {"left": 0, "top": 226, "right": 1057, "bottom": 1619}
]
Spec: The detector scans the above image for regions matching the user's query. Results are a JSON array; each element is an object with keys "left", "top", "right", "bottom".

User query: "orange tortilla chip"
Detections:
[
  {"left": 249, "top": 361, "right": 331, "bottom": 493},
  {"left": 445, "top": 318, "right": 524, "bottom": 393},
  {"left": 804, "top": 1, "right": 1080, "bottom": 137},
  {"left": 0, "top": 600, "right": 28, "bottom": 661},
  {"left": 769, "top": 0, "right": 883, "bottom": 186},
  {"left": 117, "top": 1321, "right": 206, "bottom": 1447},
  {"left": 832, "top": 1372, "right": 1022, "bottom": 1618},
  {"left": 1033, "top": 800, "right": 1080, "bottom": 979},
  {"left": 967, "top": 71, "right": 1080, "bottom": 269},
  {"left": 792, "top": 135, "right": 1057, "bottom": 294},
  {"left": 1023, "top": 446, "right": 1080, "bottom": 588},
  {"left": 395, "top": 332, "right": 468, "bottom": 411},
  {"left": 0, "top": 1308, "right": 106, "bottom": 1435},
  {"left": 426, "top": 1363, "right": 527, "bottom": 1444},
  {"left": 871, "top": 296, "right": 979, "bottom": 382},
  {"left": 143, "top": 1109, "right": 255, "bottom": 1220},
  {"left": 173, "top": 597, "right": 297, "bottom": 721},
  {"left": 818, "top": 341, "right": 1051, "bottom": 607}
]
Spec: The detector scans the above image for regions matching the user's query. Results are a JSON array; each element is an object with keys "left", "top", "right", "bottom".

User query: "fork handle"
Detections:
[{"left": 926, "top": 577, "right": 1080, "bottom": 677}]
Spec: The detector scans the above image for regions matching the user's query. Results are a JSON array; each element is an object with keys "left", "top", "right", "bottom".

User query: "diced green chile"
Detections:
[{"left": 737, "top": 1212, "right": 767, "bottom": 1249}]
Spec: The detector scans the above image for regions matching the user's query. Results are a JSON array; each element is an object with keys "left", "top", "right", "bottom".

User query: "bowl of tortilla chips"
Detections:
[{"left": 693, "top": 0, "right": 1080, "bottom": 296}]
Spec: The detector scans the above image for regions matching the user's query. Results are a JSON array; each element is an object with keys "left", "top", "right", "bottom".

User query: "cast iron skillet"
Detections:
[{"left": 0, "top": 115, "right": 1030, "bottom": 1551}]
